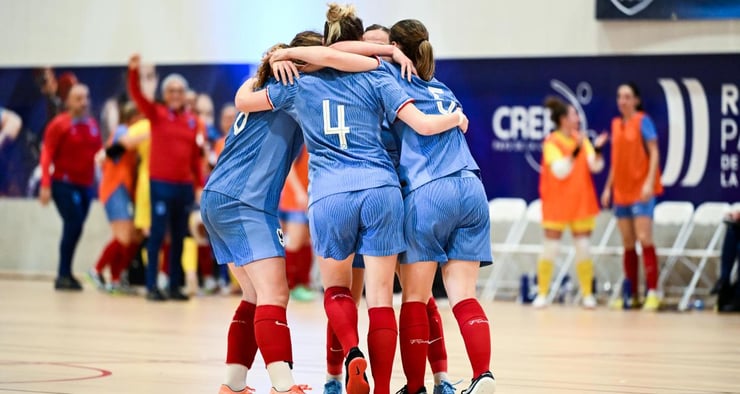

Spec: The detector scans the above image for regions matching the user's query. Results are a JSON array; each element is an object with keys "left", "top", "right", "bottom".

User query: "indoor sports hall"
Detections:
[{"left": 1, "top": 1, "right": 739, "bottom": 393}]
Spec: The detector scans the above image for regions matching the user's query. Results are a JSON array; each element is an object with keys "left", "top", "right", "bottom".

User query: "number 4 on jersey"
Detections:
[{"left": 322, "top": 100, "right": 351, "bottom": 149}]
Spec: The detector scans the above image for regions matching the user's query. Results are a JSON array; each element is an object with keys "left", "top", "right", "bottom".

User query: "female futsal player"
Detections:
[
  {"left": 89, "top": 102, "right": 143, "bottom": 294},
  {"left": 268, "top": 6, "right": 469, "bottom": 394},
  {"left": 205, "top": 34, "right": 384, "bottom": 394},
  {"left": 601, "top": 83, "right": 663, "bottom": 311},
  {"left": 533, "top": 96, "right": 607, "bottom": 309},
  {"left": 322, "top": 21, "right": 456, "bottom": 394},
  {"left": 381, "top": 19, "right": 496, "bottom": 394}
]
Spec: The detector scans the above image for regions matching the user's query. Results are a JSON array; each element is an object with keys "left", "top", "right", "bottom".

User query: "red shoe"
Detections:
[{"left": 219, "top": 384, "right": 255, "bottom": 394}]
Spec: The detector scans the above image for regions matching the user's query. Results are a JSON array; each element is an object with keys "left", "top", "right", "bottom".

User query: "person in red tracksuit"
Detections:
[
  {"left": 39, "top": 84, "right": 102, "bottom": 291},
  {"left": 127, "top": 54, "right": 203, "bottom": 302}
]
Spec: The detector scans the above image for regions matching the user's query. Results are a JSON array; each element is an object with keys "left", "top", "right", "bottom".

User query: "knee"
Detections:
[
  {"left": 574, "top": 237, "right": 591, "bottom": 262},
  {"left": 540, "top": 239, "right": 561, "bottom": 262},
  {"left": 257, "top": 285, "right": 289, "bottom": 307}
]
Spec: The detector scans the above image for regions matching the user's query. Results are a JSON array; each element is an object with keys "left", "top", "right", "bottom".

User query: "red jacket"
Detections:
[
  {"left": 40, "top": 113, "right": 102, "bottom": 188},
  {"left": 128, "top": 68, "right": 203, "bottom": 188}
]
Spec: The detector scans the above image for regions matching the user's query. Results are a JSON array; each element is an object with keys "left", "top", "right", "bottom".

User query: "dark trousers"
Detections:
[
  {"left": 146, "top": 180, "right": 194, "bottom": 292},
  {"left": 720, "top": 221, "right": 740, "bottom": 297},
  {"left": 51, "top": 181, "right": 92, "bottom": 278}
]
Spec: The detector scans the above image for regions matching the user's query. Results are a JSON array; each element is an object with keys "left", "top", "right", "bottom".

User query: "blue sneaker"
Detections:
[
  {"left": 324, "top": 379, "right": 342, "bottom": 394},
  {"left": 434, "top": 381, "right": 457, "bottom": 394}
]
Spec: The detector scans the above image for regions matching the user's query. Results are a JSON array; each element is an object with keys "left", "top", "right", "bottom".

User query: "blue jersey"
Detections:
[
  {"left": 294, "top": 67, "right": 413, "bottom": 205},
  {"left": 204, "top": 79, "right": 303, "bottom": 213},
  {"left": 383, "top": 62, "right": 480, "bottom": 195}
]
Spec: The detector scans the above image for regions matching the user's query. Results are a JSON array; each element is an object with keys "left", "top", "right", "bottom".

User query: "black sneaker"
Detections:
[
  {"left": 146, "top": 289, "right": 167, "bottom": 301},
  {"left": 54, "top": 276, "right": 83, "bottom": 291},
  {"left": 168, "top": 289, "right": 190, "bottom": 301},
  {"left": 461, "top": 372, "right": 496, "bottom": 394},
  {"left": 344, "top": 347, "right": 370, "bottom": 394},
  {"left": 397, "top": 386, "right": 427, "bottom": 394}
]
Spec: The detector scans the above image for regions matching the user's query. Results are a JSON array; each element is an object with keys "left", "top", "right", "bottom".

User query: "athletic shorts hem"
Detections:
[
  {"left": 400, "top": 253, "right": 448, "bottom": 265},
  {"left": 229, "top": 251, "right": 286, "bottom": 267},
  {"left": 356, "top": 246, "right": 406, "bottom": 259},
  {"left": 278, "top": 210, "right": 309, "bottom": 224}
]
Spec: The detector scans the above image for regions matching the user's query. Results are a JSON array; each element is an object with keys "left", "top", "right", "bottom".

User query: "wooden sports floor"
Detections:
[{"left": 1, "top": 279, "right": 739, "bottom": 394}]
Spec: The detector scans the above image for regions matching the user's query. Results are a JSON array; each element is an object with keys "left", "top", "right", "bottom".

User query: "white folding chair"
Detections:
[
  {"left": 678, "top": 202, "right": 731, "bottom": 311},
  {"left": 480, "top": 198, "right": 528, "bottom": 301}
]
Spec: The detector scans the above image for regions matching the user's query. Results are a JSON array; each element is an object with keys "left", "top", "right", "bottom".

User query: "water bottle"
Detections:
[{"left": 520, "top": 274, "right": 531, "bottom": 304}]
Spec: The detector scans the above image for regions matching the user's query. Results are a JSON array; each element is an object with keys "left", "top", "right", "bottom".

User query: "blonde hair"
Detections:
[{"left": 324, "top": 3, "right": 363, "bottom": 45}]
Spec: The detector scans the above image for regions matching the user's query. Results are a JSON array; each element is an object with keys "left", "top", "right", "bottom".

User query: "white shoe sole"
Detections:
[{"left": 468, "top": 377, "right": 496, "bottom": 394}]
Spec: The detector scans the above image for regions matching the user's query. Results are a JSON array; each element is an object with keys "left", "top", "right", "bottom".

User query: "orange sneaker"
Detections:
[
  {"left": 219, "top": 384, "right": 255, "bottom": 394},
  {"left": 271, "top": 384, "right": 312, "bottom": 394},
  {"left": 346, "top": 356, "right": 370, "bottom": 394}
]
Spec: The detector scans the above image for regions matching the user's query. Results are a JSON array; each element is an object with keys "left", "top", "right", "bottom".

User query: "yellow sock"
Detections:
[
  {"left": 182, "top": 237, "right": 198, "bottom": 273},
  {"left": 575, "top": 260, "right": 594, "bottom": 297},
  {"left": 537, "top": 259, "right": 554, "bottom": 296}
]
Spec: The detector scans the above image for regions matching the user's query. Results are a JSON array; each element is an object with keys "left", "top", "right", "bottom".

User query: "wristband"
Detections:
[
  {"left": 572, "top": 144, "right": 582, "bottom": 158},
  {"left": 593, "top": 145, "right": 603, "bottom": 155}
]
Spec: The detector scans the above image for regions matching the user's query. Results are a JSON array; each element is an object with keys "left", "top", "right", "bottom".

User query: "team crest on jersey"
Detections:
[
  {"left": 188, "top": 118, "right": 196, "bottom": 129},
  {"left": 276, "top": 228, "right": 285, "bottom": 247}
]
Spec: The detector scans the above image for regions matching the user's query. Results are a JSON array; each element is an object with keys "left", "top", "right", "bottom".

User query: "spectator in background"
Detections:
[
  {"left": 210, "top": 104, "right": 237, "bottom": 167},
  {"left": 128, "top": 54, "right": 203, "bottom": 302},
  {"left": 714, "top": 211, "right": 740, "bottom": 312},
  {"left": 88, "top": 102, "right": 146, "bottom": 294},
  {"left": 39, "top": 84, "right": 103, "bottom": 291},
  {"left": 0, "top": 107, "right": 23, "bottom": 196},
  {"left": 280, "top": 146, "right": 315, "bottom": 302},
  {"left": 33, "top": 68, "right": 78, "bottom": 131},
  {"left": 534, "top": 97, "right": 607, "bottom": 309},
  {"left": 100, "top": 64, "right": 158, "bottom": 142},
  {"left": 195, "top": 93, "right": 221, "bottom": 143},
  {"left": 601, "top": 82, "right": 663, "bottom": 312}
]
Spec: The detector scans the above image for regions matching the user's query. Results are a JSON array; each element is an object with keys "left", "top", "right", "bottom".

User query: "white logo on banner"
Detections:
[
  {"left": 659, "top": 79, "right": 740, "bottom": 189},
  {"left": 610, "top": 0, "right": 654, "bottom": 16},
  {"left": 490, "top": 80, "right": 594, "bottom": 173}
]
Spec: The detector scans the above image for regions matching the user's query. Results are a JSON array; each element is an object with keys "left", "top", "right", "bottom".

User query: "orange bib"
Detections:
[
  {"left": 539, "top": 131, "right": 600, "bottom": 223},
  {"left": 610, "top": 112, "right": 663, "bottom": 205}
]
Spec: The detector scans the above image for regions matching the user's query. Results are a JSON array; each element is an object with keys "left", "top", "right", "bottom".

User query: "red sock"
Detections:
[
  {"left": 326, "top": 323, "right": 344, "bottom": 376},
  {"left": 324, "top": 286, "right": 359, "bottom": 355},
  {"left": 254, "top": 305, "right": 293, "bottom": 365},
  {"left": 227, "top": 301, "right": 258, "bottom": 368},
  {"left": 161, "top": 243, "right": 170, "bottom": 274},
  {"left": 198, "top": 245, "right": 214, "bottom": 278},
  {"left": 452, "top": 298, "right": 491, "bottom": 379},
  {"left": 400, "top": 302, "right": 428, "bottom": 393},
  {"left": 295, "top": 244, "right": 313, "bottom": 287},
  {"left": 95, "top": 240, "right": 122, "bottom": 273},
  {"left": 624, "top": 248, "right": 639, "bottom": 295},
  {"left": 285, "top": 249, "right": 299, "bottom": 289},
  {"left": 368, "top": 307, "right": 397, "bottom": 394},
  {"left": 110, "top": 242, "right": 139, "bottom": 283},
  {"left": 642, "top": 245, "right": 658, "bottom": 291},
  {"left": 426, "top": 297, "right": 448, "bottom": 374}
]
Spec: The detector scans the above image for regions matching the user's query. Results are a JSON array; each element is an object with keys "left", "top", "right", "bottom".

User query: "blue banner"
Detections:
[
  {"left": 1, "top": 54, "right": 738, "bottom": 204},
  {"left": 434, "top": 53, "right": 739, "bottom": 204},
  {"left": 596, "top": 0, "right": 740, "bottom": 20}
]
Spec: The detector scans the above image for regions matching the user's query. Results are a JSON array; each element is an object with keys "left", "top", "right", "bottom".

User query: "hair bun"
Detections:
[{"left": 326, "top": 3, "right": 356, "bottom": 23}]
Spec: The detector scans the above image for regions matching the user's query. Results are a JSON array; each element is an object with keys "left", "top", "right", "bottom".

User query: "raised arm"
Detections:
[
  {"left": 271, "top": 46, "right": 379, "bottom": 73},
  {"left": 330, "top": 41, "right": 416, "bottom": 81},
  {"left": 127, "top": 54, "right": 157, "bottom": 119},
  {"left": 234, "top": 78, "right": 274, "bottom": 114},
  {"left": 397, "top": 104, "right": 467, "bottom": 137}
]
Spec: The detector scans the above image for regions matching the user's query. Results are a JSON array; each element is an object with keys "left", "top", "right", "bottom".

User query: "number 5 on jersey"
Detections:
[{"left": 322, "top": 100, "right": 350, "bottom": 150}]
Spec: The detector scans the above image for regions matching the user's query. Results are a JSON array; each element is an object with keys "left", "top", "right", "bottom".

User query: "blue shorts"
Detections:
[
  {"left": 353, "top": 254, "right": 365, "bottom": 269},
  {"left": 308, "top": 186, "right": 405, "bottom": 260},
  {"left": 401, "top": 173, "right": 493, "bottom": 266},
  {"left": 614, "top": 197, "right": 656, "bottom": 219},
  {"left": 104, "top": 185, "right": 134, "bottom": 221},
  {"left": 279, "top": 210, "right": 309, "bottom": 224},
  {"left": 200, "top": 190, "right": 285, "bottom": 266}
]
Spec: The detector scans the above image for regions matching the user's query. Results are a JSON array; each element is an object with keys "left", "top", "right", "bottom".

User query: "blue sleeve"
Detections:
[
  {"left": 266, "top": 80, "right": 297, "bottom": 111},
  {"left": 641, "top": 116, "right": 657, "bottom": 142},
  {"left": 373, "top": 70, "right": 414, "bottom": 124},
  {"left": 112, "top": 125, "right": 128, "bottom": 143}
]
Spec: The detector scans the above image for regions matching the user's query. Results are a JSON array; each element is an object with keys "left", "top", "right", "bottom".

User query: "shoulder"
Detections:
[{"left": 49, "top": 113, "right": 71, "bottom": 129}]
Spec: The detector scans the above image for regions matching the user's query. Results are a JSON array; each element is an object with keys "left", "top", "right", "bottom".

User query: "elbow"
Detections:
[
  {"left": 234, "top": 95, "right": 249, "bottom": 113},
  {"left": 414, "top": 121, "right": 437, "bottom": 136}
]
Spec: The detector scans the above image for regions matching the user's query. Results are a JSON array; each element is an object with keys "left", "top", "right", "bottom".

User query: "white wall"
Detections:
[{"left": 1, "top": 0, "right": 738, "bottom": 67}]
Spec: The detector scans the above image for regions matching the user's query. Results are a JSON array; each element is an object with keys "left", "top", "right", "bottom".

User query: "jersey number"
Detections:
[
  {"left": 233, "top": 112, "right": 249, "bottom": 136},
  {"left": 428, "top": 87, "right": 457, "bottom": 115},
  {"left": 322, "top": 100, "right": 350, "bottom": 150}
]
